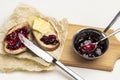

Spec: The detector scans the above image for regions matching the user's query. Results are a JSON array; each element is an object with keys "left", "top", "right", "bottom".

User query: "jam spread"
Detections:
[
  {"left": 74, "top": 29, "right": 109, "bottom": 58},
  {"left": 40, "top": 35, "right": 59, "bottom": 45},
  {"left": 5, "top": 26, "right": 30, "bottom": 50},
  {"left": 80, "top": 43, "right": 96, "bottom": 53}
]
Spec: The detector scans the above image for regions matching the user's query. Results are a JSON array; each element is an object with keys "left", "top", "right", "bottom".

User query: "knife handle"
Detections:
[{"left": 54, "top": 60, "right": 85, "bottom": 80}]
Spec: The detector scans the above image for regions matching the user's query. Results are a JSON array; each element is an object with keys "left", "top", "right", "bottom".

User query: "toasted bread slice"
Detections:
[
  {"left": 4, "top": 23, "right": 31, "bottom": 54},
  {"left": 31, "top": 17, "right": 60, "bottom": 51}
]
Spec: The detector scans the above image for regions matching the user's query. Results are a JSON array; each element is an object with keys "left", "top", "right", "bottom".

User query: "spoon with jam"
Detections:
[{"left": 81, "top": 28, "right": 120, "bottom": 53}]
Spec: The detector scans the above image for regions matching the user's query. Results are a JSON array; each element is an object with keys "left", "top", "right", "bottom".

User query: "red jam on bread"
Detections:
[{"left": 5, "top": 26, "right": 30, "bottom": 50}]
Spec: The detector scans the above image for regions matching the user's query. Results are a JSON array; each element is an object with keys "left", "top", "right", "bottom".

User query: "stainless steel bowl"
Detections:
[{"left": 72, "top": 28, "right": 109, "bottom": 60}]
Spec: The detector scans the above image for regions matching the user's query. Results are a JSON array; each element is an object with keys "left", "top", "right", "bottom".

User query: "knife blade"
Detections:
[{"left": 18, "top": 33, "right": 85, "bottom": 80}]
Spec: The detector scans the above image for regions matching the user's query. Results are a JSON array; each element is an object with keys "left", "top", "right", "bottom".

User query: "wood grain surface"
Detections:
[{"left": 60, "top": 24, "right": 120, "bottom": 71}]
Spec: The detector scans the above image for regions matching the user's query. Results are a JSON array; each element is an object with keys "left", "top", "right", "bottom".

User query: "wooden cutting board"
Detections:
[{"left": 60, "top": 24, "right": 120, "bottom": 71}]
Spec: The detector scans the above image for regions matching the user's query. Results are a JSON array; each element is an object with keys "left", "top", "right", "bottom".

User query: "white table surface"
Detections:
[{"left": 0, "top": 0, "right": 120, "bottom": 80}]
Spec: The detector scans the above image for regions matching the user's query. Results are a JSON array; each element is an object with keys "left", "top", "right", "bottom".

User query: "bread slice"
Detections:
[
  {"left": 3, "top": 23, "right": 31, "bottom": 54},
  {"left": 31, "top": 17, "right": 60, "bottom": 51}
]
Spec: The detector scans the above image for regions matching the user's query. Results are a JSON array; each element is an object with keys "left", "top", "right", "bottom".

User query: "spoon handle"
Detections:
[
  {"left": 101, "top": 28, "right": 120, "bottom": 41},
  {"left": 104, "top": 11, "right": 120, "bottom": 33}
]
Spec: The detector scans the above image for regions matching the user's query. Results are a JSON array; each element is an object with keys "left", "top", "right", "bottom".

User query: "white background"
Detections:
[{"left": 0, "top": 0, "right": 120, "bottom": 80}]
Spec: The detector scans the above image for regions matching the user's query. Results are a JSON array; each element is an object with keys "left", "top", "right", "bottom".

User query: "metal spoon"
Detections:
[
  {"left": 104, "top": 11, "right": 120, "bottom": 33},
  {"left": 82, "top": 28, "right": 120, "bottom": 52}
]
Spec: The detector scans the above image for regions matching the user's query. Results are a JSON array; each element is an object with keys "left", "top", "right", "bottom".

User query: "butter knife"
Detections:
[{"left": 18, "top": 34, "right": 85, "bottom": 80}]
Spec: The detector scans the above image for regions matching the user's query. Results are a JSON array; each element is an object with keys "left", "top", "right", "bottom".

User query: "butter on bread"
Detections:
[
  {"left": 32, "top": 18, "right": 55, "bottom": 35},
  {"left": 29, "top": 17, "right": 60, "bottom": 51}
]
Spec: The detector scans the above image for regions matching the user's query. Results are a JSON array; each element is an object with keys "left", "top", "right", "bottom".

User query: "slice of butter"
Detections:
[
  {"left": 32, "top": 18, "right": 52, "bottom": 35},
  {"left": 28, "top": 16, "right": 38, "bottom": 27}
]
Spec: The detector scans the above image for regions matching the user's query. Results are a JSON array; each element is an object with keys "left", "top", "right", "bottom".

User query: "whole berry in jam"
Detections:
[
  {"left": 40, "top": 35, "right": 59, "bottom": 45},
  {"left": 80, "top": 43, "right": 96, "bottom": 53},
  {"left": 5, "top": 26, "right": 30, "bottom": 50}
]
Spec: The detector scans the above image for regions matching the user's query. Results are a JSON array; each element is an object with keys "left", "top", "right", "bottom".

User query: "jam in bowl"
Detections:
[{"left": 72, "top": 28, "right": 109, "bottom": 60}]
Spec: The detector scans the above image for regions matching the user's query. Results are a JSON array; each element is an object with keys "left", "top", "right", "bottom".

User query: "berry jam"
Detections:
[
  {"left": 5, "top": 26, "right": 30, "bottom": 50},
  {"left": 80, "top": 43, "right": 96, "bottom": 53},
  {"left": 73, "top": 28, "right": 109, "bottom": 58},
  {"left": 40, "top": 35, "right": 59, "bottom": 45}
]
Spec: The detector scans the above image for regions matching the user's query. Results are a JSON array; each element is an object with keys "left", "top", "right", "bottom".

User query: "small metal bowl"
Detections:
[{"left": 72, "top": 28, "right": 109, "bottom": 60}]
